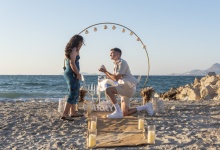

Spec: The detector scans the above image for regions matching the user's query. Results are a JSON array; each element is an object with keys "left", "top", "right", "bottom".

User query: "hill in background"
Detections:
[{"left": 170, "top": 63, "right": 220, "bottom": 76}]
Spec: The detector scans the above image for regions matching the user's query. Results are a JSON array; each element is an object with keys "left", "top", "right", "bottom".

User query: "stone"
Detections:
[
  {"left": 216, "top": 80, "right": 220, "bottom": 87},
  {"left": 159, "top": 74, "right": 220, "bottom": 101},
  {"left": 179, "top": 87, "right": 200, "bottom": 100},
  {"left": 210, "top": 85, "right": 218, "bottom": 92},
  {"left": 208, "top": 72, "right": 216, "bottom": 76},
  {"left": 193, "top": 83, "right": 201, "bottom": 89},
  {"left": 213, "top": 94, "right": 220, "bottom": 100},
  {"left": 201, "top": 76, "right": 218, "bottom": 86},
  {"left": 200, "top": 85, "right": 215, "bottom": 99},
  {"left": 216, "top": 88, "right": 220, "bottom": 95},
  {"left": 194, "top": 77, "right": 200, "bottom": 85},
  {"left": 161, "top": 88, "right": 177, "bottom": 100},
  {"left": 187, "top": 88, "right": 201, "bottom": 100},
  {"left": 203, "top": 94, "right": 212, "bottom": 100}
]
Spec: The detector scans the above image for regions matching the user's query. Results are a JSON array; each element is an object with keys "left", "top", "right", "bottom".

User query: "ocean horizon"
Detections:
[{"left": 0, "top": 75, "right": 204, "bottom": 102}]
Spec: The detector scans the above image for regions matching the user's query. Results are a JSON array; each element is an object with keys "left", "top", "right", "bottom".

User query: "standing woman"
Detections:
[{"left": 61, "top": 35, "right": 84, "bottom": 121}]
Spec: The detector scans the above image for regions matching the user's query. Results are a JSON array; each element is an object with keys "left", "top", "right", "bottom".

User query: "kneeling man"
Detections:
[{"left": 99, "top": 48, "right": 153, "bottom": 118}]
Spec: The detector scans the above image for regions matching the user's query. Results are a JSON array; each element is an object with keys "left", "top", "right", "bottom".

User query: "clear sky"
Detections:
[{"left": 0, "top": 0, "right": 219, "bottom": 75}]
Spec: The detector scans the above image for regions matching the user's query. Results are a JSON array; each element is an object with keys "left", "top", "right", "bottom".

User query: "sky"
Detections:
[{"left": 0, "top": 0, "right": 219, "bottom": 75}]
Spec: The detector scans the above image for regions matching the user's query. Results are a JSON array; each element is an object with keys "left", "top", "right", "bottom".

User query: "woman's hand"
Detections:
[{"left": 77, "top": 73, "right": 82, "bottom": 80}]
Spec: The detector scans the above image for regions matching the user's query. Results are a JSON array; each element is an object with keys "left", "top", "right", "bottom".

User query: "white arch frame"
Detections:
[{"left": 78, "top": 22, "right": 150, "bottom": 88}]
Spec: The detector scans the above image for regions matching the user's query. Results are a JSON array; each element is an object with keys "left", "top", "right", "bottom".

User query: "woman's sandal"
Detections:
[
  {"left": 61, "top": 116, "right": 74, "bottom": 121},
  {"left": 70, "top": 113, "right": 84, "bottom": 118}
]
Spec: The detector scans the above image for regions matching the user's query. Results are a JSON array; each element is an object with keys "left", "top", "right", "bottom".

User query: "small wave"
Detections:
[
  {"left": 0, "top": 92, "right": 32, "bottom": 99},
  {"left": 0, "top": 92, "right": 57, "bottom": 99},
  {"left": 0, "top": 82, "right": 48, "bottom": 86},
  {"left": 24, "top": 82, "right": 48, "bottom": 86},
  {"left": 0, "top": 97, "right": 61, "bottom": 103}
]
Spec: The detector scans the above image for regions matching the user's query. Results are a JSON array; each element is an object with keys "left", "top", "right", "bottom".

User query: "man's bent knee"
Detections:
[
  {"left": 105, "top": 88, "right": 111, "bottom": 95},
  {"left": 106, "top": 87, "right": 117, "bottom": 95}
]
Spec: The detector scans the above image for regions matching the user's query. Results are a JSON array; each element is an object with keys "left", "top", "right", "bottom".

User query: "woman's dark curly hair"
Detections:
[{"left": 65, "top": 35, "right": 84, "bottom": 59}]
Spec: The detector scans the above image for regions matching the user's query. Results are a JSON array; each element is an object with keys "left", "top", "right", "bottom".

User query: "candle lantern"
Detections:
[
  {"left": 148, "top": 125, "right": 156, "bottom": 144},
  {"left": 88, "top": 129, "right": 97, "bottom": 148},
  {"left": 90, "top": 116, "right": 97, "bottom": 130},
  {"left": 138, "top": 114, "right": 145, "bottom": 130},
  {"left": 58, "top": 98, "right": 66, "bottom": 113}
]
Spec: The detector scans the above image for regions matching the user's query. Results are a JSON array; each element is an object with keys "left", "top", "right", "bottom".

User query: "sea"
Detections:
[{"left": 0, "top": 75, "right": 204, "bottom": 102}]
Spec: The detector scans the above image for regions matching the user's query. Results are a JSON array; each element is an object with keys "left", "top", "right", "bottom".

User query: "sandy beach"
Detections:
[{"left": 0, "top": 100, "right": 220, "bottom": 150}]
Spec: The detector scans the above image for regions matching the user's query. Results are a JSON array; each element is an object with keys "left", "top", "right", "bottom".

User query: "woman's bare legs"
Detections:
[
  {"left": 62, "top": 102, "right": 72, "bottom": 117},
  {"left": 70, "top": 104, "right": 77, "bottom": 115},
  {"left": 70, "top": 104, "right": 84, "bottom": 117}
]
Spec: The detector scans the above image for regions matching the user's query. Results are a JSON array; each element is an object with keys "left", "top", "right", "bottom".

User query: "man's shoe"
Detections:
[
  {"left": 146, "top": 103, "right": 154, "bottom": 116},
  {"left": 107, "top": 111, "right": 123, "bottom": 118}
]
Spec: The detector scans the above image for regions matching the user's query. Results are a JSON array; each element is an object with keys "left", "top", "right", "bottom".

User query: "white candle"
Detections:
[
  {"left": 138, "top": 119, "right": 144, "bottom": 130},
  {"left": 89, "top": 134, "right": 96, "bottom": 147},
  {"left": 91, "top": 121, "right": 97, "bottom": 130},
  {"left": 148, "top": 131, "right": 155, "bottom": 144}
]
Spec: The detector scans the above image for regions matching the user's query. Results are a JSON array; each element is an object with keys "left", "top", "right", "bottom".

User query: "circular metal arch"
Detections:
[{"left": 78, "top": 22, "right": 150, "bottom": 94}]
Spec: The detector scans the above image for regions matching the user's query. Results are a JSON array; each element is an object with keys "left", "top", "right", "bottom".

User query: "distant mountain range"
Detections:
[
  {"left": 81, "top": 72, "right": 105, "bottom": 76},
  {"left": 170, "top": 63, "right": 220, "bottom": 76}
]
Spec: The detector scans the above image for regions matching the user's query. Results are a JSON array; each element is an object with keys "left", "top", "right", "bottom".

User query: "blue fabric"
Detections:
[{"left": 64, "top": 55, "right": 80, "bottom": 104}]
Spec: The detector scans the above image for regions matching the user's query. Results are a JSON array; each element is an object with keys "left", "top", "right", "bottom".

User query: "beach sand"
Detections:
[{"left": 0, "top": 100, "right": 220, "bottom": 149}]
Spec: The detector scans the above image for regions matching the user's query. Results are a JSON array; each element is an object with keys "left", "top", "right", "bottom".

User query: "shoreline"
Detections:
[{"left": 0, "top": 100, "right": 220, "bottom": 149}]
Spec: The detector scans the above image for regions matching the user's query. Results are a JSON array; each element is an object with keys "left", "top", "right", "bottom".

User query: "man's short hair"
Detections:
[{"left": 111, "top": 48, "right": 122, "bottom": 56}]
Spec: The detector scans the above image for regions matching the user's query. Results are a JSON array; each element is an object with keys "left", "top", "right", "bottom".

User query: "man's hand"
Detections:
[{"left": 99, "top": 67, "right": 107, "bottom": 73}]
